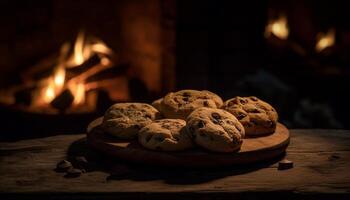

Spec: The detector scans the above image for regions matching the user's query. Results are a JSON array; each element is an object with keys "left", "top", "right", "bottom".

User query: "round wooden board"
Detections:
[{"left": 86, "top": 117, "right": 290, "bottom": 167}]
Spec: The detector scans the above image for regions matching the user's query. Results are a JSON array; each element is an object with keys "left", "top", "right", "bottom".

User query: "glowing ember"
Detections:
[
  {"left": 265, "top": 15, "right": 289, "bottom": 40},
  {"left": 43, "top": 81, "right": 55, "bottom": 103},
  {"left": 315, "top": 29, "right": 335, "bottom": 52}
]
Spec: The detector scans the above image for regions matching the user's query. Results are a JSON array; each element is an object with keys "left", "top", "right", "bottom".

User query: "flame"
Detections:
[
  {"left": 33, "top": 31, "right": 113, "bottom": 109},
  {"left": 43, "top": 81, "right": 55, "bottom": 103},
  {"left": 69, "top": 82, "right": 86, "bottom": 105},
  {"left": 265, "top": 15, "right": 289, "bottom": 40},
  {"left": 91, "top": 41, "right": 113, "bottom": 55},
  {"left": 66, "top": 32, "right": 113, "bottom": 68},
  {"left": 73, "top": 31, "right": 88, "bottom": 66},
  {"left": 315, "top": 29, "right": 335, "bottom": 52},
  {"left": 53, "top": 67, "right": 65, "bottom": 90},
  {"left": 66, "top": 31, "right": 92, "bottom": 67}
]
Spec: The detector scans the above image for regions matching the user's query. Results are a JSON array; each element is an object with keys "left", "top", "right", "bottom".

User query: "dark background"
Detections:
[
  {"left": 176, "top": 0, "right": 350, "bottom": 129},
  {"left": 0, "top": 0, "right": 349, "bottom": 140}
]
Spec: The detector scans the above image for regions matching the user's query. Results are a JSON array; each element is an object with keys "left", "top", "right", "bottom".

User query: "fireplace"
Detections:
[{"left": 0, "top": 0, "right": 176, "bottom": 139}]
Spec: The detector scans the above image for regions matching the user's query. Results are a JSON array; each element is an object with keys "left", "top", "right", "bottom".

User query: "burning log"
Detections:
[
  {"left": 85, "top": 64, "right": 129, "bottom": 83},
  {"left": 3, "top": 31, "right": 130, "bottom": 114},
  {"left": 65, "top": 54, "right": 102, "bottom": 80},
  {"left": 50, "top": 89, "right": 74, "bottom": 111}
]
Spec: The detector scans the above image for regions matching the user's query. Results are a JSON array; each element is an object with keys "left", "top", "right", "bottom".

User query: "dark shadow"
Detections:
[{"left": 65, "top": 138, "right": 285, "bottom": 185}]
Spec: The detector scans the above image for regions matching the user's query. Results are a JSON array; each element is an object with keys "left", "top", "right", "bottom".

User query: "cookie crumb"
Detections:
[
  {"left": 55, "top": 160, "right": 72, "bottom": 172},
  {"left": 278, "top": 159, "right": 293, "bottom": 170}
]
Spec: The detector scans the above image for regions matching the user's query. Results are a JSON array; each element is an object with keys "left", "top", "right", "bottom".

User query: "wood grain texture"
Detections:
[
  {"left": 87, "top": 119, "right": 290, "bottom": 167},
  {"left": 1, "top": 129, "right": 350, "bottom": 199}
]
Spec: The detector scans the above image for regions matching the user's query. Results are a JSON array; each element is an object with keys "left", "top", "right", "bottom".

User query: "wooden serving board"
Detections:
[{"left": 86, "top": 117, "right": 290, "bottom": 167}]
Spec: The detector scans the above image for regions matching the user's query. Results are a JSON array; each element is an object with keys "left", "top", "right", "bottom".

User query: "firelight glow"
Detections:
[
  {"left": 43, "top": 81, "right": 55, "bottom": 103},
  {"left": 73, "top": 31, "right": 86, "bottom": 66},
  {"left": 53, "top": 67, "right": 65, "bottom": 89},
  {"left": 315, "top": 29, "right": 335, "bottom": 52},
  {"left": 72, "top": 82, "right": 85, "bottom": 105},
  {"left": 34, "top": 31, "right": 114, "bottom": 108},
  {"left": 265, "top": 15, "right": 289, "bottom": 40}
]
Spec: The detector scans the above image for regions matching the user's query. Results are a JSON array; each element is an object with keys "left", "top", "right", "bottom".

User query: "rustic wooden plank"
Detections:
[{"left": 0, "top": 129, "right": 349, "bottom": 199}]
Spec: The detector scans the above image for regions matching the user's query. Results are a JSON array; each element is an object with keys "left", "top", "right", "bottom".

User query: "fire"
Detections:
[
  {"left": 315, "top": 29, "right": 335, "bottom": 52},
  {"left": 41, "top": 67, "right": 65, "bottom": 104},
  {"left": 69, "top": 82, "right": 85, "bottom": 105},
  {"left": 66, "top": 32, "right": 112, "bottom": 68},
  {"left": 43, "top": 81, "right": 55, "bottom": 103},
  {"left": 71, "top": 31, "right": 90, "bottom": 66},
  {"left": 33, "top": 31, "right": 114, "bottom": 110},
  {"left": 265, "top": 15, "right": 289, "bottom": 40},
  {"left": 53, "top": 67, "right": 65, "bottom": 90}
]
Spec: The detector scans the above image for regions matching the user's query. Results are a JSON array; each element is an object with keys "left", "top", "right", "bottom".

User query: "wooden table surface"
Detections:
[{"left": 1, "top": 129, "right": 350, "bottom": 199}]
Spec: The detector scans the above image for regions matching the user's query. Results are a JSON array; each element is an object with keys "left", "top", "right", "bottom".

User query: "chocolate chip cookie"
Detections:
[
  {"left": 159, "top": 90, "right": 223, "bottom": 119},
  {"left": 222, "top": 96, "right": 278, "bottom": 136},
  {"left": 102, "top": 103, "right": 161, "bottom": 139},
  {"left": 138, "top": 119, "right": 193, "bottom": 151},
  {"left": 186, "top": 107, "right": 245, "bottom": 152}
]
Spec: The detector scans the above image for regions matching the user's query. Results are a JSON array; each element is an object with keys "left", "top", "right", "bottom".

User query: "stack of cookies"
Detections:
[{"left": 101, "top": 90, "right": 278, "bottom": 153}]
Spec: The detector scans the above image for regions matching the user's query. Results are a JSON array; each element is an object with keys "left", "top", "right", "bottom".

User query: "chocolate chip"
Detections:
[
  {"left": 211, "top": 113, "right": 221, "bottom": 124},
  {"left": 212, "top": 119, "right": 221, "bottom": 124},
  {"left": 226, "top": 120, "right": 234, "bottom": 125},
  {"left": 56, "top": 160, "right": 72, "bottom": 172},
  {"left": 183, "top": 92, "right": 190, "bottom": 97},
  {"left": 249, "top": 109, "right": 260, "bottom": 113},
  {"left": 203, "top": 101, "right": 209, "bottom": 106},
  {"left": 173, "top": 136, "right": 179, "bottom": 141},
  {"left": 197, "top": 120, "right": 205, "bottom": 128},
  {"left": 183, "top": 97, "right": 189, "bottom": 101},
  {"left": 145, "top": 114, "right": 152, "bottom": 118},
  {"left": 278, "top": 159, "right": 294, "bottom": 170},
  {"left": 133, "top": 124, "right": 141, "bottom": 130},
  {"left": 174, "top": 97, "right": 180, "bottom": 103},
  {"left": 154, "top": 135, "right": 164, "bottom": 142},
  {"left": 75, "top": 156, "right": 89, "bottom": 170},
  {"left": 211, "top": 112, "right": 221, "bottom": 120},
  {"left": 65, "top": 168, "right": 82, "bottom": 178},
  {"left": 162, "top": 124, "right": 171, "bottom": 129},
  {"left": 228, "top": 100, "right": 235, "bottom": 107},
  {"left": 128, "top": 104, "right": 136, "bottom": 109},
  {"left": 189, "top": 126, "right": 195, "bottom": 133},
  {"left": 239, "top": 99, "right": 248, "bottom": 104},
  {"left": 212, "top": 113, "right": 221, "bottom": 119},
  {"left": 237, "top": 113, "right": 246, "bottom": 120}
]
